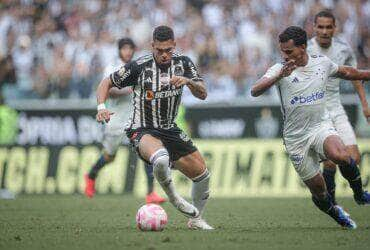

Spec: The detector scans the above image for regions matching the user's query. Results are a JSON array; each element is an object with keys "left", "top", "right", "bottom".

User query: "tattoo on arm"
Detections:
[{"left": 187, "top": 80, "right": 207, "bottom": 100}]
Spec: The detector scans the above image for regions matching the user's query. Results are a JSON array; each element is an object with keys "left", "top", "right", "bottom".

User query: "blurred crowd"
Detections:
[{"left": 0, "top": 0, "right": 369, "bottom": 103}]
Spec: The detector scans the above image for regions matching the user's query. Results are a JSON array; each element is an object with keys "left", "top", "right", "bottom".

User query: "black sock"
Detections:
[
  {"left": 145, "top": 164, "right": 154, "bottom": 194},
  {"left": 88, "top": 155, "right": 107, "bottom": 180},
  {"left": 338, "top": 158, "right": 363, "bottom": 197},
  {"left": 312, "top": 194, "right": 338, "bottom": 219},
  {"left": 323, "top": 168, "right": 337, "bottom": 204}
]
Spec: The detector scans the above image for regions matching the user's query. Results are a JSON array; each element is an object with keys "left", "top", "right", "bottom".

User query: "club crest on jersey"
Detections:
[
  {"left": 174, "top": 65, "right": 184, "bottom": 76},
  {"left": 160, "top": 73, "right": 170, "bottom": 86}
]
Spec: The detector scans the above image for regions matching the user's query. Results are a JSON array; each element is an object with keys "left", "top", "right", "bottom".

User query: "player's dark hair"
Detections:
[
  {"left": 314, "top": 10, "right": 336, "bottom": 25},
  {"left": 118, "top": 37, "right": 136, "bottom": 50},
  {"left": 279, "top": 26, "right": 307, "bottom": 46},
  {"left": 153, "top": 26, "right": 174, "bottom": 42}
]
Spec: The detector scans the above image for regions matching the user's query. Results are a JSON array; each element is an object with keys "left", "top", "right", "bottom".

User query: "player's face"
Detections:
[
  {"left": 279, "top": 39, "right": 306, "bottom": 65},
  {"left": 314, "top": 17, "right": 335, "bottom": 48},
  {"left": 119, "top": 45, "right": 135, "bottom": 63},
  {"left": 152, "top": 39, "right": 176, "bottom": 66}
]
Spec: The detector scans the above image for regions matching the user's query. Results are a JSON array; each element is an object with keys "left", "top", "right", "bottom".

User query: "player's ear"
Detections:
[{"left": 151, "top": 42, "right": 154, "bottom": 49}]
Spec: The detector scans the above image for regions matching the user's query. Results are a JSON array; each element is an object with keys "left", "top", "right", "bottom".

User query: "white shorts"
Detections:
[
  {"left": 285, "top": 123, "right": 338, "bottom": 181},
  {"left": 328, "top": 111, "right": 357, "bottom": 146},
  {"left": 102, "top": 112, "right": 129, "bottom": 155}
]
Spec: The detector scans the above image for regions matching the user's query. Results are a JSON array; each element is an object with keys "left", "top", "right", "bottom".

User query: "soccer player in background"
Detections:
[
  {"left": 95, "top": 26, "right": 213, "bottom": 230},
  {"left": 307, "top": 10, "right": 370, "bottom": 205},
  {"left": 251, "top": 26, "right": 370, "bottom": 229},
  {"left": 85, "top": 38, "right": 166, "bottom": 204}
]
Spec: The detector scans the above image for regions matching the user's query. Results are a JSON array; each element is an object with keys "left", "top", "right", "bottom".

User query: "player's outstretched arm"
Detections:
[
  {"left": 251, "top": 76, "right": 280, "bottom": 97},
  {"left": 335, "top": 66, "right": 370, "bottom": 81},
  {"left": 96, "top": 77, "right": 114, "bottom": 123}
]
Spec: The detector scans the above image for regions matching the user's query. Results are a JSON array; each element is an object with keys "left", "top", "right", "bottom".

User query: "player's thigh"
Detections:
[
  {"left": 174, "top": 150, "right": 206, "bottom": 179},
  {"left": 138, "top": 134, "right": 165, "bottom": 162},
  {"left": 332, "top": 113, "right": 357, "bottom": 146}
]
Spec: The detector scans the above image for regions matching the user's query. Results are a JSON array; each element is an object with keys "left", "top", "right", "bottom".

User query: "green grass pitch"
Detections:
[{"left": 1, "top": 195, "right": 369, "bottom": 250}]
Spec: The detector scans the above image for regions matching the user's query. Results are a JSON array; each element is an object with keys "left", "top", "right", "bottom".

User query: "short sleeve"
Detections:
[
  {"left": 109, "top": 61, "right": 140, "bottom": 88},
  {"left": 183, "top": 56, "right": 203, "bottom": 81},
  {"left": 327, "top": 58, "right": 339, "bottom": 77},
  {"left": 263, "top": 63, "right": 283, "bottom": 79},
  {"left": 344, "top": 48, "right": 357, "bottom": 68}
]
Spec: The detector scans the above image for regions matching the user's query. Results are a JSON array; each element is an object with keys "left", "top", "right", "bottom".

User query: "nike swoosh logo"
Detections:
[{"left": 181, "top": 210, "right": 197, "bottom": 217}]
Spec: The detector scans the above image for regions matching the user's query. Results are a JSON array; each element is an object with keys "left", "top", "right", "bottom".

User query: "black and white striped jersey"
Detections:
[{"left": 110, "top": 53, "right": 202, "bottom": 130}]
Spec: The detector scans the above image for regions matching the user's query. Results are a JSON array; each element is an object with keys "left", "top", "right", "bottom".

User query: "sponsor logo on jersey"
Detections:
[
  {"left": 145, "top": 89, "right": 182, "bottom": 100},
  {"left": 290, "top": 91, "right": 325, "bottom": 105}
]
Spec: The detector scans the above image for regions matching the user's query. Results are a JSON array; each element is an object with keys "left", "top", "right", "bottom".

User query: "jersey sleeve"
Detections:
[
  {"left": 183, "top": 56, "right": 203, "bottom": 82},
  {"left": 344, "top": 47, "right": 357, "bottom": 68},
  {"left": 262, "top": 63, "right": 283, "bottom": 79},
  {"left": 326, "top": 57, "right": 339, "bottom": 77},
  {"left": 109, "top": 61, "right": 140, "bottom": 88}
]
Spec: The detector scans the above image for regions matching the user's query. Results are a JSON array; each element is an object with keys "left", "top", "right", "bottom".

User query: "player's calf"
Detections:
[
  {"left": 150, "top": 148, "right": 199, "bottom": 217},
  {"left": 191, "top": 169, "right": 210, "bottom": 216},
  {"left": 323, "top": 161, "right": 337, "bottom": 204}
]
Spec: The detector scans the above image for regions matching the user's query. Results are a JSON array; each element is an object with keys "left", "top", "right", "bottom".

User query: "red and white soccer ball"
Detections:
[{"left": 136, "top": 204, "right": 168, "bottom": 231}]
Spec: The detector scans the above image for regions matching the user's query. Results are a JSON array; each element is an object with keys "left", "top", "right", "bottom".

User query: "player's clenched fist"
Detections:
[
  {"left": 96, "top": 109, "right": 114, "bottom": 123},
  {"left": 170, "top": 76, "right": 189, "bottom": 87}
]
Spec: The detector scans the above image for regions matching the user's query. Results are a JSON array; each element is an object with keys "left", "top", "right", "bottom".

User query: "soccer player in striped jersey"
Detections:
[
  {"left": 95, "top": 26, "right": 213, "bottom": 230},
  {"left": 84, "top": 38, "right": 165, "bottom": 204},
  {"left": 307, "top": 10, "right": 370, "bottom": 205},
  {"left": 251, "top": 26, "right": 370, "bottom": 229}
]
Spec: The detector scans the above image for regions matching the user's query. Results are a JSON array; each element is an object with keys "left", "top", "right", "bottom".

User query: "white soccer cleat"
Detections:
[
  {"left": 187, "top": 217, "right": 214, "bottom": 230},
  {"left": 170, "top": 196, "right": 199, "bottom": 218}
]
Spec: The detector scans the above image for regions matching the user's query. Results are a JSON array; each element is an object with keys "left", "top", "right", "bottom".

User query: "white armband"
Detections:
[{"left": 97, "top": 103, "right": 106, "bottom": 111}]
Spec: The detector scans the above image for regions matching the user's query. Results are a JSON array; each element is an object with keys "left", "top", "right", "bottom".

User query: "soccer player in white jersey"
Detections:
[
  {"left": 307, "top": 10, "right": 370, "bottom": 205},
  {"left": 84, "top": 38, "right": 165, "bottom": 204},
  {"left": 251, "top": 26, "right": 370, "bottom": 229}
]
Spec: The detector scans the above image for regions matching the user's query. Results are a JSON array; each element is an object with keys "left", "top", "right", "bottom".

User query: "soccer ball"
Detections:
[{"left": 136, "top": 204, "right": 168, "bottom": 231}]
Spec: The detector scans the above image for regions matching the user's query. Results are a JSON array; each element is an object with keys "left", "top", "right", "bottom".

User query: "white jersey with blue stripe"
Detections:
[{"left": 263, "top": 54, "right": 338, "bottom": 144}]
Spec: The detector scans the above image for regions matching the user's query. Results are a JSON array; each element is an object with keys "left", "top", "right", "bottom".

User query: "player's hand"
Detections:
[
  {"left": 170, "top": 76, "right": 189, "bottom": 88},
  {"left": 363, "top": 106, "right": 370, "bottom": 124},
  {"left": 96, "top": 109, "right": 114, "bottom": 123},
  {"left": 279, "top": 60, "right": 297, "bottom": 78}
]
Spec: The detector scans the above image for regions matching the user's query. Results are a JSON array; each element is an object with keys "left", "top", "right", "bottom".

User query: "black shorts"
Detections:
[{"left": 126, "top": 126, "right": 197, "bottom": 163}]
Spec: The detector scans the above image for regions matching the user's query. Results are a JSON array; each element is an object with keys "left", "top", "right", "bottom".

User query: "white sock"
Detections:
[
  {"left": 191, "top": 169, "right": 210, "bottom": 216},
  {"left": 150, "top": 149, "right": 177, "bottom": 201}
]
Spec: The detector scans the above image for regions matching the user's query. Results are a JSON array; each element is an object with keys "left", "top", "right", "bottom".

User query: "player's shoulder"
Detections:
[
  {"left": 135, "top": 54, "right": 154, "bottom": 66},
  {"left": 332, "top": 36, "right": 352, "bottom": 51},
  {"left": 173, "top": 53, "right": 193, "bottom": 63}
]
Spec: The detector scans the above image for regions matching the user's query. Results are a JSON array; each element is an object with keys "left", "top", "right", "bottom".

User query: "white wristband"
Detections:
[{"left": 97, "top": 103, "right": 106, "bottom": 111}]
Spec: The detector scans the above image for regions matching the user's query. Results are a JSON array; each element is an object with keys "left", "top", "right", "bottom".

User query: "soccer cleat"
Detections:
[
  {"left": 170, "top": 196, "right": 199, "bottom": 218},
  {"left": 84, "top": 174, "right": 96, "bottom": 198},
  {"left": 354, "top": 191, "right": 370, "bottom": 205},
  {"left": 334, "top": 206, "right": 357, "bottom": 229},
  {"left": 187, "top": 217, "right": 214, "bottom": 230},
  {"left": 334, "top": 205, "right": 350, "bottom": 217},
  {"left": 146, "top": 191, "right": 166, "bottom": 204}
]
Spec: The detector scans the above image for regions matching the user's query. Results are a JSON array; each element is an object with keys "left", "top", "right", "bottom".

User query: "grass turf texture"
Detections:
[{"left": 0, "top": 196, "right": 369, "bottom": 250}]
